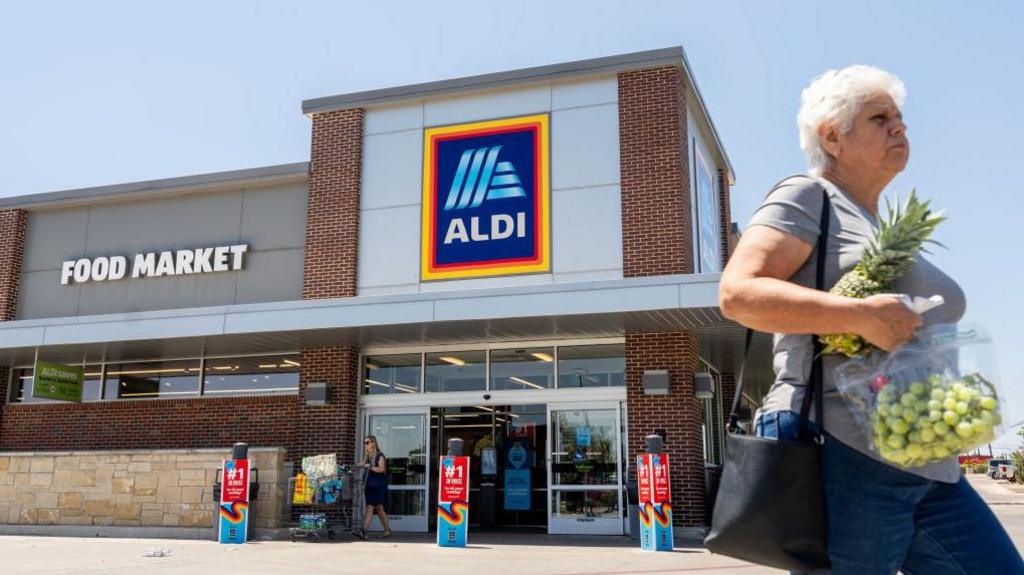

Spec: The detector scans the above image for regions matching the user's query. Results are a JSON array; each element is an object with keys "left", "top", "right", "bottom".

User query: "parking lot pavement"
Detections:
[{"left": 967, "top": 472, "right": 1024, "bottom": 545}]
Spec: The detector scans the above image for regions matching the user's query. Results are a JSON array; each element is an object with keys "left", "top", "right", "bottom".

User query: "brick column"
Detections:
[
  {"left": 292, "top": 346, "right": 360, "bottom": 524},
  {"left": 718, "top": 169, "right": 733, "bottom": 268},
  {"left": 297, "top": 108, "right": 365, "bottom": 523},
  {"left": 618, "top": 66, "right": 693, "bottom": 277},
  {"left": 303, "top": 108, "right": 364, "bottom": 300},
  {"left": 0, "top": 209, "right": 27, "bottom": 321},
  {"left": 625, "top": 331, "right": 706, "bottom": 527}
]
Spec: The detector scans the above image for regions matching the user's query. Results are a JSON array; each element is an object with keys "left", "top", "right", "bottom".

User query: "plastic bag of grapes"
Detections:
[{"left": 834, "top": 323, "right": 1003, "bottom": 469}]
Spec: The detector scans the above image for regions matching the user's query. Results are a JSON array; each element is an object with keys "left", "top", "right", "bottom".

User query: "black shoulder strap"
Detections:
[
  {"left": 727, "top": 186, "right": 831, "bottom": 434},
  {"left": 797, "top": 187, "right": 831, "bottom": 439}
]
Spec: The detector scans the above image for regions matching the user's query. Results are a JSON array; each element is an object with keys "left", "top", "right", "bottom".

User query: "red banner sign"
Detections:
[
  {"left": 439, "top": 456, "right": 469, "bottom": 502},
  {"left": 651, "top": 453, "right": 670, "bottom": 504},
  {"left": 636, "top": 455, "right": 652, "bottom": 504},
  {"left": 220, "top": 459, "right": 250, "bottom": 504}
]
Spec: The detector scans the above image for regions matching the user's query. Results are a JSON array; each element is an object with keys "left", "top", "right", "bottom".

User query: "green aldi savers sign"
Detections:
[{"left": 32, "top": 361, "right": 83, "bottom": 402}]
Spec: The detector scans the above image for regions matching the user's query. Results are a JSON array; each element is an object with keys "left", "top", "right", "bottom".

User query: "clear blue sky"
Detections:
[{"left": 2, "top": 1, "right": 1022, "bottom": 449}]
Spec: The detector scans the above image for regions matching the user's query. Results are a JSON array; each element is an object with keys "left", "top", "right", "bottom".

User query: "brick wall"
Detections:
[
  {"left": 303, "top": 108, "right": 364, "bottom": 300},
  {"left": 625, "top": 331, "right": 706, "bottom": 527},
  {"left": 293, "top": 346, "right": 360, "bottom": 466},
  {"left": 0, "top": 395, "right": 298, "bottom": 452},
  {"left": 0, "top": 209, "right": 27, "bottom": 322},
  {"left": 618, "top": 67, "right": 692, "bottom": 277},
  {"left": 1, "top": 349, "right": 360, "bottom": 462}
]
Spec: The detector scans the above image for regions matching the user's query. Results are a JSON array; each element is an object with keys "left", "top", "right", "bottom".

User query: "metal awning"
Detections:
[{"left": 0, "top": 273, "right": 776, "bottom": 397}]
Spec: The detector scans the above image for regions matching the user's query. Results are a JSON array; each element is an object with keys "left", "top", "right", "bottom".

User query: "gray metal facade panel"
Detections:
[
  {"left": 16, "top": 182, "right": 308, "bottom": 320},
  {"left": 82, "top": 190, "right": 244, "bottom": 256},
  {"left": 16, "top": 271, "right": 81, "bottom": 319},
  {"left": 301, "top": 47, "right": 682, "bottom": 114},
  {"left": 0, "top": 162, "right": 309, "bottom": 211},
  {"left": 240, "top": 182, "right": 309, "bottom": 250},
  {"left": 232, "top": 249, "right": 304, "bottom": 305},
  {"left": 21, "top": 208, "right": 90, "bottom": 273}
]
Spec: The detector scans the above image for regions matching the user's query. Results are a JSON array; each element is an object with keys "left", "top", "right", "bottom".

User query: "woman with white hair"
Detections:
[{"left": 719, "top": 66, "right": 1023, "bottom": 573}]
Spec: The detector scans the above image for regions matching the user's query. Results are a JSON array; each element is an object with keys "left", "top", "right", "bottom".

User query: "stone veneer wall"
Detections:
[{"left": 0, "top": 447, "right": 286, "bottom": 532}]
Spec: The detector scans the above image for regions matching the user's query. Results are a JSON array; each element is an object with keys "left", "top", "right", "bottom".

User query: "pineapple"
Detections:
[{"left": 819, "top": 190, "right": 945, "bottom": 357}]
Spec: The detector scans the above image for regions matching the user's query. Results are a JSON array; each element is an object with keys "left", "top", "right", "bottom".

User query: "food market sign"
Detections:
[{"left": 60, "top": 244, "right": 249, "bottom": 285}]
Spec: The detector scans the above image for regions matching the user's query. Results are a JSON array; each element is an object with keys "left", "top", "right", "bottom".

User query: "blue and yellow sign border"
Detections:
[{"left": 421, "top": 114, "right": 550, "bottom": 281}]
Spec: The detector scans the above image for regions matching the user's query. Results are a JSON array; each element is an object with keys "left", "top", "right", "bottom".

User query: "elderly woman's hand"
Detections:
[{"left": 852, "top": 294, "right": 923, "bottom": 352}]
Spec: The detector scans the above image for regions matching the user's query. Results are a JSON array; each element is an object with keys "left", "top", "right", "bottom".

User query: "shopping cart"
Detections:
[{"left": 287, "top": 464, "right": 357, "bottom": 542}]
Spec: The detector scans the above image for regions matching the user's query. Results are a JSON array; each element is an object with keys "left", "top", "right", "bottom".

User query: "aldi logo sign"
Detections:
[{"left": 421, "top": 114, "right": 550, "bottom": 281}]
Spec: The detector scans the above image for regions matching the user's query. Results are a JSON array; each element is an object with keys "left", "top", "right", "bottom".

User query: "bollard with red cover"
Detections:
[
  {"left": 637, "top": 434, "right": 673, "bottom": 551},
  {"left": 438, "top": 438, "right": 470, "bottom": 548}
]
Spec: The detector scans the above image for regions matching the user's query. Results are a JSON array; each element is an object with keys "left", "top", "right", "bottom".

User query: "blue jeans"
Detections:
[{"left": 755, "top": 410, "right": 1024, "bottom": 574}]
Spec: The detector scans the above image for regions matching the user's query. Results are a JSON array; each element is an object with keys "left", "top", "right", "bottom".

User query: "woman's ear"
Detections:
[{"left": 818, "top": 121, "right": 841, "bottom": 162}]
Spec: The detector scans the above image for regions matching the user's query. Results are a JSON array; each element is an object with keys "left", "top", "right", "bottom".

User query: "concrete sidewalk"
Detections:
[{"left": 0, "top": 532, "right": 783, "bottom": 575}]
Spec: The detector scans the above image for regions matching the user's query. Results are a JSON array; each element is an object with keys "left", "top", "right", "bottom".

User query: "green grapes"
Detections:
[{"left": 869, "top": 372, "right": 1000, "bottom": 468}]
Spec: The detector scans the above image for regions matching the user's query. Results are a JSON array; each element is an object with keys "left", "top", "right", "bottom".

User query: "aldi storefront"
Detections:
[{"left": 0, "top": 47, "right": 756, "bottom": 538}]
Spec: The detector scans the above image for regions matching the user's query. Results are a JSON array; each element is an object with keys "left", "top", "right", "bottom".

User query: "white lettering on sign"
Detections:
[
  {"left": 443, "top": 212, "right": 528, "bottom": 245},
  {"left": 61, "top": 244, "right": 248, "bottom": 285}
]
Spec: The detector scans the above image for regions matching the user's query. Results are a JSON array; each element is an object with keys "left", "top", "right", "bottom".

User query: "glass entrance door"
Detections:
[
  {"left": 547, "top": 403, "right": 623, "bottom": 535},
  {"left": 364, "top": 407, "right": 430, "bottom": 532}
]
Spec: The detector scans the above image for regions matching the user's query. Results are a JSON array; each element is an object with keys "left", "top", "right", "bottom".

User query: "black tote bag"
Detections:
[{"left": 703, "top": 187, "right": 832, "bottom": 571}]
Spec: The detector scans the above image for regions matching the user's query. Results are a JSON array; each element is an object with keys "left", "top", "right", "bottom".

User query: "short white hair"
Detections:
[{"left": 797, "top": 65, "right": 907, "bottom": 175}]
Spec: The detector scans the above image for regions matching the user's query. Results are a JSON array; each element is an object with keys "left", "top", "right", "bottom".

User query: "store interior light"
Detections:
[
  {"left": 531, "top": 352, "right": 554, "bottom": 362},
  {"left": 438, "top": 356, "right": 465, "bottom": 366},
  {"left": 365, "top": 362, "right": 379, "bottom": 370},
  {"left": 258, "top": 364, "right": 277, "bottom": 369},
  {"left": 107, "top": 368, "right": 188, "bottom": 376},
  {"left": 509, "top": 376, "right": 544, "bottom": 390},
  {"left": 282, "top": 359, "right": 301, "bottom": 367}
]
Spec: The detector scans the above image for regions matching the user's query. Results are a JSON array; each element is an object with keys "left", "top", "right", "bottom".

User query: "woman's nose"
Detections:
[{"left": 892, "top": 118, "right": 907, "bottom": 137}]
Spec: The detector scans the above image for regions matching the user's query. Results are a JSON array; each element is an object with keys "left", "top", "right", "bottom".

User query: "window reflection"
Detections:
[
  {"left": 365, "top": 354, "right": 421, "bottom": 395},
  {"left": 490, "top": 347, "right": 554, "bottom": 390},
  {"left": 203, "top": 355, "right": 300, "bottom": 396},
  {"left": 425, "top": 351, "right": 486, "bottom": 393},
  {"left": 104, "top": 360, "right": 201, "bottom": 399},
  {"left": 557, "top": 344, "right": 625, "bottom": 388}
]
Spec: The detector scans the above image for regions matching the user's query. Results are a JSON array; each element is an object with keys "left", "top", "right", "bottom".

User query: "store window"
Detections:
[
  {"left": 203, "top": 355, "right": 300, "bottom": 396},
  {"left": 556, "top": 344, "right": 625, "bottom": 388},
  {"left": 490, "top": 347, "right": 554, "bottom": 390},
  {"left": 364, "top": 354, "right": 421, "bottom": 395},
  {"left": 104, "top": 359, "right": 201, "bottom": 400},
  {"left": 424, "top": 351, "right": 485, "bottom": 393},
  {"left": 10, "top": 366, "right": 103, "bottom": 403}
]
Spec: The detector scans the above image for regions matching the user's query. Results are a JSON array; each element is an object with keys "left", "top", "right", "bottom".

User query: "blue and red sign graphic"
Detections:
[{"left": 421, "top": 114, "right": 550, "bottom": 281}]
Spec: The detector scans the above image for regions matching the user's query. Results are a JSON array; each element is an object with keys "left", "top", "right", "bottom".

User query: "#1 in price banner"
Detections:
[
  {"left": 636, "top": 453, "right": 673, "bottom": 551},
  {"left": 437, "top": 455, "right": 470, "bottom": 548},
  {"left": 218, "top": 459, "right": 251, "bottom": 544}
]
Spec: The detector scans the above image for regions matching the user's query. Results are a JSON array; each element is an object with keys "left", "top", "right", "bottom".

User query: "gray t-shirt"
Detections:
[{"left": 748, "top": 175, "right": 967, "bottom": 483}]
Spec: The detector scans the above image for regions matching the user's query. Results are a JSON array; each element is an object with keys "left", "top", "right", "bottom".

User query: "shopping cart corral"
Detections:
[{"left": 286, "top": 454, "right": 366, "bottom": 542}]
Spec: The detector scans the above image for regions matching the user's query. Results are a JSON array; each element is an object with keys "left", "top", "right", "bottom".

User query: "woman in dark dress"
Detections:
[{"left": 356, "top": 435, "right": 391, "bottom": 539}]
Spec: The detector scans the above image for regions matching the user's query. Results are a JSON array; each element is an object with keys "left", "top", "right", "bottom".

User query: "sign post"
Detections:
[
  {"left": 437, "top": 439, "right": 470, "bottom": 548},
  {"left": 218, "top": 456, "right": 251, "bottom": 544},
  {"left": 637, "top": 435, "right": 673, "bottom": 551},
  {"left": 31, "top": 360, "right": 83, "bottom": 402}
]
